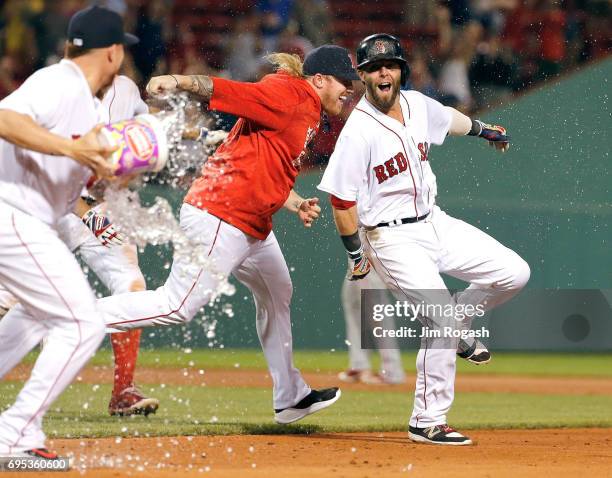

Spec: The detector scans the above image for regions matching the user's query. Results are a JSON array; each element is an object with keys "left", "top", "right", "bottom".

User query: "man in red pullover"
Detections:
[{"left": 98, "top": 45, "right": 358, "bottom": 424}]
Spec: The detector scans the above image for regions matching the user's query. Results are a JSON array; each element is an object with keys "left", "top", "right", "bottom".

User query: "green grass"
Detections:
[
  {"left": 8, "top": 349, "right": 612, "bottom": 439},
  {"left": 1, "top": 382, "right": 611, "bottom": 439},
  {"left": 20, "top": 348, "right": 612, "bottom": 377}
]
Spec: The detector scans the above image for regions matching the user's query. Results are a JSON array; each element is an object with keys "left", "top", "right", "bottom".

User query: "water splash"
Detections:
[
  {"left": 103, "top": 186, "right": 235, "bottom": 301},
  {"left": 100, "top": 92, "right": 234, "bottom": 343},
  {"left": 141, "top": 92, "right": 228, "bottom": 190}
]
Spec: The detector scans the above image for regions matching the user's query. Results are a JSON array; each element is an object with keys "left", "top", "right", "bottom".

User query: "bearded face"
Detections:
[{"left": 359, "top": 60, "right": 402, "bottom": 113}]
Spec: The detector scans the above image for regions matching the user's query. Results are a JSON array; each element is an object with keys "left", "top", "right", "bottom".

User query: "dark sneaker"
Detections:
[
  {"left": 409, "top": 424, "right": 473, "bottom": 445},
  {"left": 109, "top": 385, "right": 159, "bottom": 416},
  {"left": 457, "top": 339, "right": 491, "bottom": 365},
  {"left": 274, "top": 387, "right": 341, "bottom": 424}
]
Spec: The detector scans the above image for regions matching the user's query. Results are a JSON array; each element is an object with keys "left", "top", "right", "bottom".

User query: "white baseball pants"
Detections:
[
  {"left": 0, "top": 285, "right": 17, "bottom": 318},
  {"left": 0, "top": 216, "right": 145, "bottom": 314},
  {"left": 77, "top": 236, "right": 145, "bottom": 295},
  {"left": 341, "top": 271, "right": 404, "bottom": 382},
  {"left": 0, "top": 203, "right": 105, "bottom": 453},
  {"left": 364, "top": 206, "right": 530, "bottom": 428},
  {"left": 98, "top": 204, "right": 310, "bottom": 409}
]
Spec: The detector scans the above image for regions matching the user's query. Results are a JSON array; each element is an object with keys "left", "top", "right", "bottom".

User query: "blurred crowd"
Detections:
[
  {"left": 401, "top": 0, "right": 611, "bottom": 112},
  {"left": 1, "top": 0, "right": 610, "bottom": 165}
]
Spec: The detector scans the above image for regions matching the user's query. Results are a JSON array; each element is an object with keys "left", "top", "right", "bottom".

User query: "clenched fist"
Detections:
[{"left": 146, "top": 75, "right": 181, "bottom": 97}]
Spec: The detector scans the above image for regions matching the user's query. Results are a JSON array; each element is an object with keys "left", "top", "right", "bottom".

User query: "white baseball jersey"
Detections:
[
  {"left": 0, "top": 59, "right": 104, "bottom": 225},
  {"left": 99, "top": 74, "right": 148, "bottom": 124},
  {"left": 318, "top": 91, "right": 452, "bottom": 227},
  {"left": 318, "top": 89, "right": 529, "bottom": 430},
  {"left": 57, "top": 75, "right": 148, "bottom": 250}
]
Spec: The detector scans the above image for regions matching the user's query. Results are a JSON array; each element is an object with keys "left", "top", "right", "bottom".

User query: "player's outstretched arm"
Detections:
[
  {"left": 331, "top": 202, "right": 371, "bottom": 281},
  {"left": 284, "top": 189, "right": 321, "bottom": 228},
  {"left": 446, "top": 106, "right": 510, "bottom": 152},
  {"left": 0, "top": 110, "right": 115, "bottom": 177},
  {"left": 146, "top": 74, "right": 214, "bottom": 101}
]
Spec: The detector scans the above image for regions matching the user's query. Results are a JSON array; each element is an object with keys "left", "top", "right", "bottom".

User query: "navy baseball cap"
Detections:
[
  {"left": 68, "top": 5, "right": 139, "bottom": 49},
  {"left": 303, "top": 45, "right": 359, "bottom": 82}
]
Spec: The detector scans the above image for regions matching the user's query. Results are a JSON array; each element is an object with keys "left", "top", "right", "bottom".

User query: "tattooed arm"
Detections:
[{"left": 146, "top": 75, "right": 214, "bottom": 101}]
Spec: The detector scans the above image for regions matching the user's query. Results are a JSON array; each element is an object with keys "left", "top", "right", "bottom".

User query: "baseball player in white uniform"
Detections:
[
  {"left": 339, "top": 269, "right": 406, "bottom": 384},
  {"left": 57, "top": 74, "right": 160, "bottom": 417},
  {"left": 319, "top": 34, "right": 530, "bottom": 445},
  {"left": 0, "top": 5, "right": 136, "bottom": 462}
]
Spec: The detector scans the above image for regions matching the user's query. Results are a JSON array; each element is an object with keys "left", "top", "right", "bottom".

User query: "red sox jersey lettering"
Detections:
[
  {"left": 318, "top": 90, "right": 452, "bottom": 227},
  {"left": 418, "top": 142, "right": 430, "bottom": 161},
  {"left": 374, "top": 152, "right": 408, "bottom": 184}
]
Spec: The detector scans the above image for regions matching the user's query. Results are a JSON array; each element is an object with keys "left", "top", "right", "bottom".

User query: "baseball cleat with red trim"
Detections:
[
  {"left": 109, "top": 385, "right": 159, "bottom": 416},
  {"left": 409, "top": 424, "right": 473, "bottom": 445},
  {"left": 457, "top": 339, "right": 491, "bottom": 365},
  {"left": 274, "top": 387, "right": 341, "bottom": 424}
]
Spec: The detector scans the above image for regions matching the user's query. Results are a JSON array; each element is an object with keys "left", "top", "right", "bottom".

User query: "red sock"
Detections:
[{"left": 111, "top": 329, "right": 142, "bottom": 396}]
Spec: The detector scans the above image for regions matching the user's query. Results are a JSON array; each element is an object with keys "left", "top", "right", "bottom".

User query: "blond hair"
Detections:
[{"left": 265, "top": 53, "right": 305, "bottom": 78}]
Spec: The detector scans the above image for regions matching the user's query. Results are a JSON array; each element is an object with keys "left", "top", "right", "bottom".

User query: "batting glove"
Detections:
[
  {"left": 82, "top": 207, "right": 124, "bottom": 248},
  {"left": 347, "top": 246, "right": 371, "bottom": 281},
  {"left": 472, "top": 120, "right": 510, "bottom": 152}
]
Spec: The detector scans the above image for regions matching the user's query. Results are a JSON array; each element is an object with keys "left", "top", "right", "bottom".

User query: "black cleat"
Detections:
[
  {"left": 409, "top": 424, "right": 473, "bottom": 446},
  {"left": 457, "top": 339, "right": 491, "bottom": 365},
  {"left": 274, "top": 387, "right": 341, "bottom": 424}
]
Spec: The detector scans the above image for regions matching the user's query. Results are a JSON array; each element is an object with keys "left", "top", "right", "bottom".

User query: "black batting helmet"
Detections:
[{"left": 356, "top": 33, "right": 409, "bottom": 86}]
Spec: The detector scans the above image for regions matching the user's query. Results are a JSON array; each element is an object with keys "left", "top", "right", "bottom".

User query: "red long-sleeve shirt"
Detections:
[{"left": 184, "top": 72, "right": 321, "bottom": 239}]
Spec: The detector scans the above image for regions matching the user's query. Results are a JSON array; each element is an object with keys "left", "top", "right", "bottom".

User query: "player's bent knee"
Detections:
[
  {"left": 128, "top": 278, "right": 146, "bottom": 292},
  {"left": 508, "top": 256, "right": 530, "bottom": 290},
  {"left": 109, "top": 276, "right": 146, "bottom": 295},
  {"left": 277, "top": 276, "right": 293, "bottom": 307}
]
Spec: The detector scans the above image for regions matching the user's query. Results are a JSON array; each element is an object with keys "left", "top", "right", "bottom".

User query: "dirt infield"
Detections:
[
  {"left": 5, "top": 428, "right": 611, "bottom": 477},
  {"left": 7, "top": 364, "right": 612, "bottom": 395}
]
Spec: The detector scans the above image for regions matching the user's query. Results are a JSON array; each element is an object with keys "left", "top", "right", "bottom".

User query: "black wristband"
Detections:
[
  {"left": 81, "top": 195, "right": 97, "bottom": 206},
  {"left": 467, "top": 119, "right": 483, "bottom": 136},
  {"left": 347, "top": 246, "right": 364, "bottom": 261},
  {"left": 340, "top": 231, "right": 361, "bottom": 255}
]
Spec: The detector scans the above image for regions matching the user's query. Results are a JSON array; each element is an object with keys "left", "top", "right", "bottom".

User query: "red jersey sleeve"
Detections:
[
  {"left": 330, "top": 194, "right": 356, "bottom": 210},
  {"left": 210, "top": 75, "right": 298, "bottom": 130}
]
